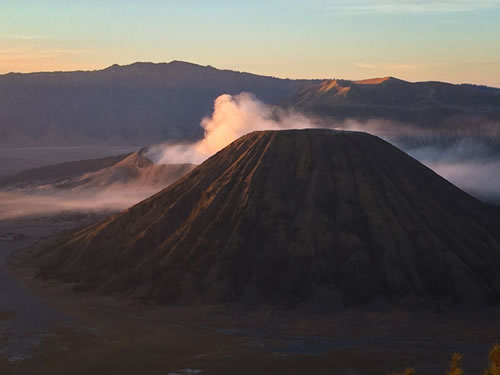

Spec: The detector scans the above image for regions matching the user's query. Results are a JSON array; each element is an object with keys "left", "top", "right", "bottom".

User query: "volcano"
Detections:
[
  {"left": 52, "top": 148, "right": 196, "bottom": 192},
  {"left": 16, "top": 129, "right": 500, "bottom": 309},
  {"left": 0, "top": 149, "right": 196, "bottom": 194}
]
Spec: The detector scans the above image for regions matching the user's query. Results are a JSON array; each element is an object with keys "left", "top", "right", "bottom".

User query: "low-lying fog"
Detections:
[
  {"left": 1, "top": 92, "right": 499, "bottom": 220},
  {"left": 0, "top": 189, "right": 159, "bottom": 221},
  {"left": 425, "top": 160, "right": 500, "bottom": 202}
]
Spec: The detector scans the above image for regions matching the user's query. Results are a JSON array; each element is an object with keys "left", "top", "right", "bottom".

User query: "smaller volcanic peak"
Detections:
[
  {"left": 57, "top": 149, "right": 196, "bottom": 191},
  {"left": 108, "top": 151, "right": 154, "bottom": 175},
  {"left": 16, "top": 130, "right": 500, "bottom": 310},
  {"left": 0, "top": 150, "right": 197, "bottom": 220},
  {"left": 0, "top": 154, "right": 129, "bottom": 190},
  {"left": 0, "top": 149, "right": 196, "bottom": 194}
]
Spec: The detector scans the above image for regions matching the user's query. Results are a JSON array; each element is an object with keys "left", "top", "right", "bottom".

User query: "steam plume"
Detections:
[{"left": 147, "top": 93, "right": 317, "bottom": 164}]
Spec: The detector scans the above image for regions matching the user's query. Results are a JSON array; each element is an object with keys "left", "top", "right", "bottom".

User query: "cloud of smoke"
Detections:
[{"left": 146, "top": 93, "right": 318, "bottom": 164}]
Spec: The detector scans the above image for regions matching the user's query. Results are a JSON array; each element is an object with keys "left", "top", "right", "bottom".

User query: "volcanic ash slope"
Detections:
[{"left": 16, "top": 129, "right": 500, "bottom": 309}]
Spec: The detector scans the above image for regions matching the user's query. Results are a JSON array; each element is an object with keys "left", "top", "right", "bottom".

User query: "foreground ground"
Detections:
[{"left": 0, "top": 216, "right": 499, "bottom": 375}]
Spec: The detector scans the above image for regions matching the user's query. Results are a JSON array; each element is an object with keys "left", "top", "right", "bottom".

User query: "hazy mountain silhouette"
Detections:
[
  {"left": 16, "top": 130, "right": 500, "bottom": 310},
  {"left": 0, "top": 61, "right": 314, "bottom": 146}
]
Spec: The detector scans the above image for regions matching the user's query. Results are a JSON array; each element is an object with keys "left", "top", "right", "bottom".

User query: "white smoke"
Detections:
[{"left": 146, "top": 92, "right": 318, "bottom": 164}]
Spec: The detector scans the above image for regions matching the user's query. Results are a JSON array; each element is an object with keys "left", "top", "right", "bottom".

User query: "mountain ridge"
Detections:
[
  {"left": 4, "top": 61, "right": 500, "bottom": 90},
  {"left": 0, "top": 61, "right": 315, "bottom": 147}
]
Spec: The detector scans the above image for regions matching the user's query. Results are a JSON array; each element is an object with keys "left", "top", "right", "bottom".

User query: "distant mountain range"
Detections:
[
  {"left": 2, "top": 61, "right": 500, "bottom": 151},
  {"left": 287, "top": 77, "right": 500, "bottom": 114},
  {"left": 284, "top": 77, "right": 500, "bottom": 158},
  {"left": 0, "top": 61, "right": 313, "bottom": 146},
  {"left": 16, "top": 130, "right": 500, "bottom": 309}
]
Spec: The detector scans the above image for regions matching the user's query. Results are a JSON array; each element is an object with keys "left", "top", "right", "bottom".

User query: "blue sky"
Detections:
[{"left": 1, "top": 0, "right": 500, "bottom": 86}]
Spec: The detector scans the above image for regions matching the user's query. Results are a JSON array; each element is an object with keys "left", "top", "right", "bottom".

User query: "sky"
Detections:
[{"left": 1, "top": 0, "right": 500, "bottom": 86}]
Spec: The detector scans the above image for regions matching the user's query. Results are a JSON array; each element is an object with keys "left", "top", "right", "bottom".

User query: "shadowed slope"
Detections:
[{"left": 16, "top": 130, "right": 500, "bottom": 309}]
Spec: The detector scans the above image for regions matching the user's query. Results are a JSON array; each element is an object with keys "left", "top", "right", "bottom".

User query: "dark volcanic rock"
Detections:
[{"left": 15, "top": 130, "right": 500, "bottom": 309}]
